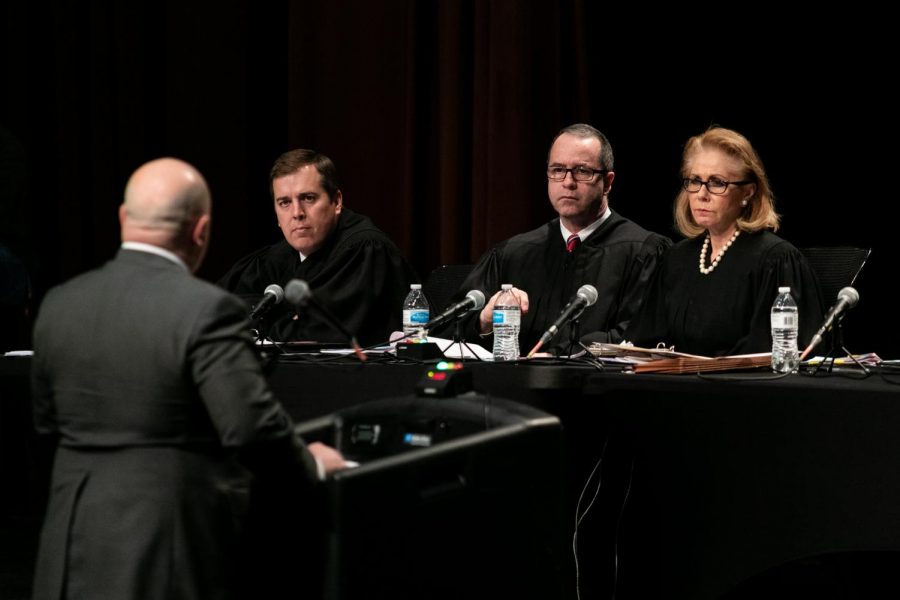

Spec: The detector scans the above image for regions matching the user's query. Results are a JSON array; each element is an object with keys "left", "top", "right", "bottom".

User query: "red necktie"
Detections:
[{"left": 566, "top": 233, "right": 581, "bottom": 253}]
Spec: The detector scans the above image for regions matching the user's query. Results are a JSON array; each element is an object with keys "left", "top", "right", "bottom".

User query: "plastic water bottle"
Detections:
[
  {"left": 771, "top": 286, "right": 799, "bottom": 373},
  {"left": 492, "top": 284, "right": 521, "bottom": 361},
  {"left": 402, "top": 284, "right": 430, "bottom": 338}
]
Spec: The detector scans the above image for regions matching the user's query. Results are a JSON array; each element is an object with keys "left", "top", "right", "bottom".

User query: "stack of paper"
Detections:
[
  {"left": 588, "top": 342, "right": 772, "bottom": 374},
  {"left": 631, "top": 353, "right": 772, "bottom": 374},
  {"left": 587, "top": 342, "right": 709, "bottom": 363}
]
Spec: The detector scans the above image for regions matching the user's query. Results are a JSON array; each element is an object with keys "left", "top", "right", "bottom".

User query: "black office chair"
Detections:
[
  {"left": 799, "top": 246, "right": 871, "bottom": 372},
  {"left": 799, "top": 246, "right": 871, "bottom": 307},
  {"left": 0, "top": 243, "right": 31, "bottom": 352},
  {"left": 422, "top": 263, "right": 474, "bottom": 314}
]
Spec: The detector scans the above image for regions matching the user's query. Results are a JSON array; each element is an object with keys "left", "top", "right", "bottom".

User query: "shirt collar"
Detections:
[
  {"left": 121, "top": 242, "right": 189, "bottom": 272},
  {"left": 560, "top": 206, "right": 611, "bottom": 243}
]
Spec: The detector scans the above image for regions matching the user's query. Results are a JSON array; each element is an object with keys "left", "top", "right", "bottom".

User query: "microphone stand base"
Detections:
[{"left": 806, "top": 323, "right": 870, "bottom": 376}]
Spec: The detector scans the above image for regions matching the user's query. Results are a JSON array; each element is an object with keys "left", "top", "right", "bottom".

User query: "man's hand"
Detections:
[
  {"left": 307, "top": 441, "right": 349, "bottom": 475},
  {"left": 479, "top": 287, "right": 529, "bottom": 334}
]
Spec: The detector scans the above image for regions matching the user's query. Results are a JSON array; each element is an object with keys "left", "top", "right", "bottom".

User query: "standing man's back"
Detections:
[{"left": 31, "top": 158, "right": 344, "bottom": 599}]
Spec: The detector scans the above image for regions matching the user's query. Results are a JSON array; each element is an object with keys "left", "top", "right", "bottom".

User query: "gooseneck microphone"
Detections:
[
  {"left": 421, "top": 289, "right": 486, "bottom": 333},
  {"left": 800, "top": 286, "right": 860, "bottom": 361},
  {"left": 248, "top": 284, "right": 285, "bottom": 321},
  {"left": 283, "top": 279, "right": 367, "bottom": 361},
  {"left": 527, "top": 284, "right": 599, "bottom": 357}
]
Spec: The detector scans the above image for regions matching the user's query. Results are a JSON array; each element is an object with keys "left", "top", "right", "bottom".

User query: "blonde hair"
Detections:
[{"left": 674, "top": 127, "right": 780, "bottom": 238}]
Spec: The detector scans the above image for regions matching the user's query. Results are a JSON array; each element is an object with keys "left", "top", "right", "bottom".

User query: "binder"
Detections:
[{"left": 588, "top": 342, "right": 771, "bottom": 374}]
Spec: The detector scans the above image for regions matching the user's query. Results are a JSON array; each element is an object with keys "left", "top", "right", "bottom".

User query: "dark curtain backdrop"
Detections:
[{"left": 2, "top": 1, "right": 897, "bottom": 355}]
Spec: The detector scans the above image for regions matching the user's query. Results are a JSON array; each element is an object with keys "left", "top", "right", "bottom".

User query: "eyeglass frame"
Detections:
[
  {"left": 546, "top": 165, "right": 609, "bottom": 182},
  {"left": 682, "top": 176, "right": 753, "bottom": 195}
]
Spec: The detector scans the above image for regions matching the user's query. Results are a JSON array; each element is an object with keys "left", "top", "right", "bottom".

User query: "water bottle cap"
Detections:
[
  {"left": 778, "top": 286, "right": 790, "bottom": 293},
  {"left": 410, "top": 284, "right": 422, "bottom": 290},
  {"left": 501, "top": 283, "right": 513, "bottom": 290}
]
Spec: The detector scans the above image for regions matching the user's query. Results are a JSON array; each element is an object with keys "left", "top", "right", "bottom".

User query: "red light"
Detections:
[{"left": 436, "top": 361, "right": 464, "bottom": 371}]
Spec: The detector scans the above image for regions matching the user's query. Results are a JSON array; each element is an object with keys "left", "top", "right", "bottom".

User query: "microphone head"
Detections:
[
  {"left": 837, "top": 286, "right": 859, "bottom": 308},
  {"left": 577, "top": 284, "right": 599, "bottom": 306},
  {"left": 465, "top": 289, "right": 486, "bottom": 310},
  {"left": 264, "top": 283, "right": 285, "bottom": 303},
  {"left": 284, "top": 279, "right": 312, "bottom": 307}
]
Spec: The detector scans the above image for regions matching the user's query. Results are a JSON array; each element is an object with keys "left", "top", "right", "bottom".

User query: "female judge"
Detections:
[{"left": 626, "top": 127, "right": 823, "bottom": 356}]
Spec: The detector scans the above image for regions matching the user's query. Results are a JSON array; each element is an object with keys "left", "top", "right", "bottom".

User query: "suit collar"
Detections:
[{"left": 120, "top": 242, "right": 189, "bottom": 272}]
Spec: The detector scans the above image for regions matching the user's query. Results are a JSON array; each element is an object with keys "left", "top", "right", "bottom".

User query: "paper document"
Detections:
[
  {"left": 588, "top": 342, "right": 710, "bottom": 363},
  {"left": 632, "top": 353, "right": 772, "bottom": 374},
  {"left": 435, "top": 337, "right": 494, "bottom": 360},
  {"left": 390, "top": 332, "right": 494, "bottom": 361},
  {"left": 806, "top": 353, "right": 881, "bottom": 367},
  {"left": 588, "top": 342, "right": 774, "bottom": 373}
]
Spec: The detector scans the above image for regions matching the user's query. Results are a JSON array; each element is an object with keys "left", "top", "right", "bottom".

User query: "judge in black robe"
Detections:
[
  {"left": 626, "top": 231, "right": 822, "bottom": 356},
  {"left": 218, "top": 150, "right": 417, "bottom": 347},
  {"left": 446, "top": 123, "right": 672, "bottom": 355},
  {"left": 455, "top": 211, "right": 671, "bottom": 354},
  {"left": 625, "top": 127, "right": 824, "bottom": 357},
  {"left": 219, "top": 209, "right": 416, "bottom": 346}
]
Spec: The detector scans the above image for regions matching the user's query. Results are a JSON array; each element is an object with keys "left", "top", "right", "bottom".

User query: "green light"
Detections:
[{"left": 436, "top": 361, "right": 463, "bottom": 371}]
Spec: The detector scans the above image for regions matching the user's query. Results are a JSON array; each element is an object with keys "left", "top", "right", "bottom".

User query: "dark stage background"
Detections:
[{"left": 2, "top": 2, "right": 896, "bottom": 356}]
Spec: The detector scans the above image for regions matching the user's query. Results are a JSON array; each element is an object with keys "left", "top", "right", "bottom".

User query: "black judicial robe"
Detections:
[
  {"left": 218, "top": 209, "right": 417, "bottom": 346},
  {"left": 625, "top": 230, "right": 825, "bottom": 357},
  {"left": 453, "top": 211, "right": 672, "bottom": 354}
]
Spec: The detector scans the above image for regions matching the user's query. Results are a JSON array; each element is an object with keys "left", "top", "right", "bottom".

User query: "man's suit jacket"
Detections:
[{"left": 30, "top": 249, "right": 312, "bottom": 600}]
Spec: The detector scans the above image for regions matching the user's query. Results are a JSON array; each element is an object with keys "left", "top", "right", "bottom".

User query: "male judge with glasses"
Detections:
[{"left": 452, "top": 123, "right": 672, "bottom": 355}]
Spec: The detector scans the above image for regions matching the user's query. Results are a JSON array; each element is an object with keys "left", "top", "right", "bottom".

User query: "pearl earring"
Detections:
[{"left": 741, "top": 200, "right": 748, "bottom": 207}]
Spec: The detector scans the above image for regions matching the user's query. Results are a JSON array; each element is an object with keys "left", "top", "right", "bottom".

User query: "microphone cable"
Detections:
[
  {"left": 877, "top": 362, "right": 900, "bottom": 386},
  {"left": 573, "top": 437, "right": 608, "bottom": 600},
  {"left": 610, "top": 456, "right": 635, "bottom": 600}
]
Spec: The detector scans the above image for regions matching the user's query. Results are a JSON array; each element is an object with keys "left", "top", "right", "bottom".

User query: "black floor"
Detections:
[
  {"left": 0, "top": 516, "right": 39, "bottom": 600},
  {"left": 721, "top": 552, "right": 900, "bottom": 600},
  {"left": 7, "top": 514, "right": 900, "bottom": 600}
]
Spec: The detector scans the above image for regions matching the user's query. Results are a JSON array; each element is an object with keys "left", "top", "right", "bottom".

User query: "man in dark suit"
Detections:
[{"left": 30, "top": 158, "right": 346, "bottom": 599}]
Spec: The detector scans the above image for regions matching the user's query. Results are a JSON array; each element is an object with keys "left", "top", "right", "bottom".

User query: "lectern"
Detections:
[{"left": 296, "top": 390, "right": 567, "bottom": 600}]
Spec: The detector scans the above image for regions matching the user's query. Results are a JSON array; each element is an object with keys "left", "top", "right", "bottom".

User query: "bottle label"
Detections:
[
  {"left": 493, "top": 308, "right": 521, "bottom": 326},
  {"left": 404, "top": 309, "right": 429, "bottom": 325},
  {"left": 771, "top": 313, "right": 796, "bottom": 328}
]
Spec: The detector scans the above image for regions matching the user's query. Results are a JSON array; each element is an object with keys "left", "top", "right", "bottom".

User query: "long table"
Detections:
[
  {"left": 4, "top": 355, "right": 900, "bottom": 598},
  {"left": 583, "top": 369, "right": 900, "bottom": 599},
  {"left": 267, "top": 357, "right": 900, "bottom": 599}
]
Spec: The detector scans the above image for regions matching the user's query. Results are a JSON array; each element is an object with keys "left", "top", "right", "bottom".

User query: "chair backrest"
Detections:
[
  {"left": 0, "top": 243, "right": 32, "bottom": 352},
  {"left": 423, "top": 264, "right": 474, "bottom": 314},
  {"left": 799, "top": 246, "right": 871, "bottom": 307}
]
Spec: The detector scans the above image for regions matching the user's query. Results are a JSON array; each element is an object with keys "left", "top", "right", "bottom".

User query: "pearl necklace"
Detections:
[{"left": 699, "top": 230, "right": 740, "bottom": 275}]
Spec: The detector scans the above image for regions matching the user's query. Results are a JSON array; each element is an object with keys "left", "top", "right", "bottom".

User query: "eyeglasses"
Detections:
[
  {"left": 682, "top": 176, "right": 753, "bottom": 195},
  {"left": 547, "top": 165, "right": 608, "bottom": 182}
]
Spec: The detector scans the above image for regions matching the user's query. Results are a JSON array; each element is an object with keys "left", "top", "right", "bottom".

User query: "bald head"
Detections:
[
  {"left": 120, "top": 158, "right": 212, "bottom": 271},
  {"left": 123, "top": 158, "right": 210, "bottom": 230}
]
